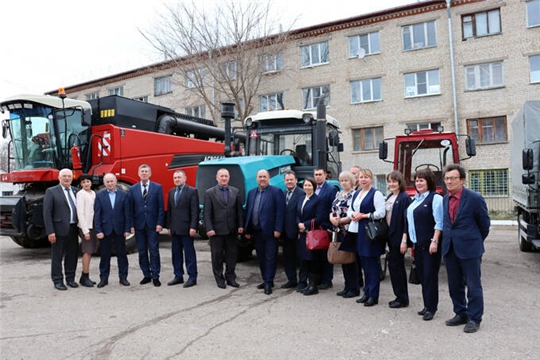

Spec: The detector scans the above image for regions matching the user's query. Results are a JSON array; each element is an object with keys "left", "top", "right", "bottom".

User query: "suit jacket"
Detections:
[
  {"left": 204, "top": 185, "right": 243, "bottom": 236},
  {"left": 94, "top": 188, "right": 132, "bottom": 236},
  {"left": 442, "top": 187, "right": 490, "bottom": 259},
  {"left": 129, "top": 181, "right": 164, "bottom": 230},
  {"left": 296, "top": 193, "right": 327, "bottom": 260},
  {"left": 283, "top": 187, "right": 305, "bottom": 239},
  {"left": 387, "top": 191, "right": 412, "bottom": 248},
  {"left": 43, "top": 184, "right": 79, "bottom": 237},
  {"left": 167, "top": 185, "right": 198, "bottom": 236},
  {"left": 245, "top": 185, "right": 285, "bottom": 237},
  {"left": 317, "top": 181, "right": 338, "bottom": 217}
]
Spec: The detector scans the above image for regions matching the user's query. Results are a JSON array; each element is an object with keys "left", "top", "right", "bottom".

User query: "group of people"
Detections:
[{"left": 43, "top": 163, "right": 490, "bottom": 334}]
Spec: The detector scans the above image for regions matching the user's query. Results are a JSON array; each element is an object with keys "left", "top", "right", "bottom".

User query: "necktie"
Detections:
[
  {"left": 175, "top": 187, "right": 182, "bottom": 206},
  {"left": 142, "top": 184, "right": 148, "bottom": 201},
  {"left": 65, "top": 187, "right": 77, "bottom": 223},
  {"left": 252, "top": 190, "right": 262, "bottom": 226},
  {"left": 222, "top": 187, "right": 228, "bottom": 204},
  {"left": 286, "top": 191, "right": 292, "bottom": 205}
]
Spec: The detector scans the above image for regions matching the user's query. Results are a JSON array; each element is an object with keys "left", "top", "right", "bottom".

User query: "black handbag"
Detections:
[{"left": 365, "top": 217, "right": 389, "bottom": 242}]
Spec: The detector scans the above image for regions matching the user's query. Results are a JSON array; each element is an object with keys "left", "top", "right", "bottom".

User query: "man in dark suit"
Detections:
[
  {"left": 281, "top": 170, "right": 306, "bottom": 290},
  {"left": 245, "top": 169, "right": 286, "bottom": 295},
  {"left": 43, "top": 168, "right": 80, "bottom": 290},
  {"left": 166, "top": 170, "right": 199, "bottom": 288},
  {"left": 129, "top": 164, "right": 165, "bottom": 287},
  {"left": 442, "top": 164, "right": 490, "bottom": 334},
  {"left": 314, "top": 167, "right": 338, "bottom": 289},
  {"left": 94, "top": 173, "right": 132, "bottom": 288},
  {"left": 204, "top": 168, "right": 244, "bottom": 289}
]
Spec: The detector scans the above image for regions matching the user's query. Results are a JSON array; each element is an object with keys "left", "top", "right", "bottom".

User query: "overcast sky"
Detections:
[{"left": 0, "top": 0, "right": 416, "bottom": 100}]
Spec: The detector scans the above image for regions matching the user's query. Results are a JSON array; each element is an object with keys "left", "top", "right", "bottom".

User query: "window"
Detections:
[
  {"left": 301, "top": 41, "right": 329, "bottom": 67},
  {"left": 530, "top": 55, "right": 540, "bottom": 83},
  {"left": 406, "top": 122, "right": 442, "bottom": 132},
  {"left": 527, "top": 0, "right": 540, "bottom": 27},
  {"left": 465, "top": 61, "right": 504, "bottom": 90},
  {"left": 185, "top": 105, "right": 206, "bottom": 119},
  {"left": 85, "top": 92, "right": 99, "bottom": 100},
  {"left": 108, "top": 87, "right": 123, "bottom": 96},
  {"left": 219, "top": 61, "right": 239, "bottom": 81},
  {"left": 187, "top": 69, "right": 205, "bottom": 88},
  {"left": 260, "top": 52, "right": 283, "bottom": 73},
  {"left": 462, "top": 9, "right": 501, "bottom": 39},
  {"left": 133, "top": 96, "right": 148, "bottom": 103},
  {"left": 352, "top": 127, "right": 383, "bottom": 151},
  {"left": 154, "top": 75, "right": 172, "bottom": 96},
  {"left": 351, "top": 78, "right": 382, "bottom": 103},
  {"left": 302, "top": 85, "right": 330, "bottom": 109},
  {"left": 259, "top": 93, "right": 284, "bottom": 112},
  {"left": 402, "top": 21, "right": 437, "bottom": 50},
  {"left": 469, "top": 169, "right": 508, "bottom": 196},
  {"left": 375, "top": 174, "right": 387, "bottom": 193},
  {"left": 467, "top": 116, "right": 507, "bottom": 143},
  {"left": 349, "top": 31, "right": 380, "bottom": 57},
  {"left": 404, "top": 70, "right": 440, "bottom": 97}
]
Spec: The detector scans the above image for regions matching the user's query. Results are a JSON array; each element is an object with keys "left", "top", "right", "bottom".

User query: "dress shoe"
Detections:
[
  {"left": 389, "top": 300, "right": 409, "bottom": 309},
  {"left": 264, "top": 284, "right": 272, "bottom": 295},
  {"left": 463, "top": 321, "right": 480, "bottom": 333},
  {"left": 446, "top": 314, "right": 469, "bottom": 326},
  {"left": 303, "top": 285, "right": 319, "bottom": 296},
  {"left": 153, "top": 279, "right": 161, "bottom": 287},
  {"left": 417, "top": 308, "right": 427, "bottom": 316},
  {"left": 336, "top": 288, "right": 348, "bottom": 296},
  {"left": 364, "top": 297, "right": 379, "bottom": 307},
  {"left": 54, "top": 283, "right": 67, "bottom": 291},
  {"left": 342, "top": 291, "right": 360, "bottom": 299},
  {"left": 167, "top": 277, "right": 184, "bottom": 286},
  {"left": 356, "top": 294, "right": 369, "bottom": 304},
  {"left": 140, "top": 276, "right": 151, "bottom": 285},
  {"left": 79, "top": 273, "right": 94, "bottom": 287},
  {"left": 318, "top": 282, "right": 333, "bottom": 290},
  {"left": 226, "top": 280, "right": 240, "bottom": 288},
  {"left": 296, "top": 283, "right": 308, "bottom": 292},
  {"left": 422, "top": 311, "right": 435, "bottom": 321},
  {"left": 217, "top": 282, "right": 226, "bottom": 289},
  {"left": 119, "top": 278, "right": 130, "bottom": 286},
  {"left": 66, "top": 280, "right": 79, "bottom": 288},
  {"left": 183, "top": 279, "right": 197, "bottom": 288},
  {"left": 257, "top": 282, "right": 274, "bottom": 289},
  {"left": 97, "top": 279, "right": 108, "bottom": 288},
  {"left": 280, "top": 281, "right": 297, "bottom": 289}
]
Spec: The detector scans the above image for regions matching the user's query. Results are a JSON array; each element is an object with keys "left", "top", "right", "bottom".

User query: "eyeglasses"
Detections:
[{"left": 444, "top": 176, "right": 461, "bottom": 182}]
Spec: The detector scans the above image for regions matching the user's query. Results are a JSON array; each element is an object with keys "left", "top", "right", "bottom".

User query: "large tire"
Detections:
[
  {"left": 11, "top": 235, "right": 49, "bottom": 249},
  {"left": 518, "top": 214, "right": 535, "bottom": 252}
]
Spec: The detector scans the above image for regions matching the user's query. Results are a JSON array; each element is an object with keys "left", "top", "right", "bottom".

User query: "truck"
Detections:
[
  {"left": 195, "top": 102, "right": 343, "bottom": 259},
  {"left": 378, "top": 126, "right": 476, "bottom": 196},
  {"left": 0, "top": 91, "right": 243, "bottom": 250},
  {"left": 511, "top": 100, "right": 540, "bottom": 252}
]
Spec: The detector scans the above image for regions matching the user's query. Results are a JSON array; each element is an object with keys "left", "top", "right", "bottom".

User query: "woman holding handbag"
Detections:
[
  {"left": 329, "top": 171, "right": 358, "bottom": 298},
  {"left": 297, "top": 177, "right": 328, "bottom": 296},
  {"left": 347, "top": 168, "right": 386, "bottom": 307},
  {"left": 385, "top": 171, "right": 412, "bottom": 309}
]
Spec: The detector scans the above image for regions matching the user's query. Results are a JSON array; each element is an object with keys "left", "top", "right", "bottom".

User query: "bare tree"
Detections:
[{"left": 140, "top": 0, "right": 293, "bottom": 122}]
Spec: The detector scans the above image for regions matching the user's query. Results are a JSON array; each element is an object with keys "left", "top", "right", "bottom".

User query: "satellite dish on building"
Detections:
[{"left": 357, "top": 48, "right": 366, "bottom": 59}]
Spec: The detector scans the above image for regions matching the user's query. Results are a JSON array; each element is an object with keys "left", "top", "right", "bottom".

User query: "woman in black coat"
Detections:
[{"left": 385, "top": 171, "right": 412, "bottom": 309}]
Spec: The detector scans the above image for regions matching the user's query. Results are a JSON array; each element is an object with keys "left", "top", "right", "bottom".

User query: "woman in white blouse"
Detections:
[{"left": 76, "top": 174, "right": 97, "bottom": 287}]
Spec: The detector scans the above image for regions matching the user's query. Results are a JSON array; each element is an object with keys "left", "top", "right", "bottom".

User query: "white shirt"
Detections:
[{"left": 347, "top": 189, "right": 385, "bottom": 233}]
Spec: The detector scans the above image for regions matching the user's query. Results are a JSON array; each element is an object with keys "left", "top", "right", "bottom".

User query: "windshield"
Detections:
[
  {"left": 248, "top": 129, "right": 313, "bottom": 164},
  {"left": 8, "top": 104, "right": 88, "bottom": 170}
]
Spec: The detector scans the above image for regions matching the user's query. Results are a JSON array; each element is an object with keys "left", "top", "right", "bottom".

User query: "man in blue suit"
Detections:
[
  {"left": 314, "top": 167, "right": 338, "bottom": 289},
  {"left": 94, "top": 173, "right": 132, "bottom": 288},
  {"left": 129, "top": 164, "right": 165, "bottom": 287},
  {"left": 281, "top": 170, "right": 306, "bottom": 290},
  {"left": 442, "top": 164, "right": 490, "bottom": 334},
  {"left": 245, "top": 169, "right": 286, "bottom": 295}
]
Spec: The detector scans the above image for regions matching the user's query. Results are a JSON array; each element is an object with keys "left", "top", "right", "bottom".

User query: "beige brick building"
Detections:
[{"left": 55, "top": 0, "right": 540, "bottom": 217}]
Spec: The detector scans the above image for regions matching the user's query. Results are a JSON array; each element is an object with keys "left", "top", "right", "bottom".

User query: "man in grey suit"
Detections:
[
  {"left": 43, "top": 168, "right": 80, "bottom": 291},
  {"left": 204, "top": 168, "right": 244, "bottom": 289},
  {"left": 166, "top": 170, "right": 199, "bottom": 288}
]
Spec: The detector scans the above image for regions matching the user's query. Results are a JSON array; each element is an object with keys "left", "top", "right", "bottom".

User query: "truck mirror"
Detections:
[
  {"left": 465, "top": 138, "right": 476, "bottom": 157},
  {"left": 328, "top": 131, "right": 339, "bottom": 146},
  {"left": 379, "top": 141, "right": 388, "bottom": 160},
  {"left": 82, "top": 109, "right": 92, "bottom": 126},
  {"left": 522, "top": 173, "right": 535, "bottom": 185},
  {"left": 337, "top": 143, "right": 344, "bottom": 152},
  {"left": 2, "top": 120, "right": 8, "bottom": 139},
  {"left": 522, "top": 149, "right": 534, "bottom": 170}
]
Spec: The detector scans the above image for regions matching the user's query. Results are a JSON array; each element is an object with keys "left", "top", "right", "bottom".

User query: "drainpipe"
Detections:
[{"left": 446, "top": 0, "right": 459, "bottom": 135}]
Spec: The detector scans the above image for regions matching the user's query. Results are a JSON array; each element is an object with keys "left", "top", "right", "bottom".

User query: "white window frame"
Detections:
[
  {"left": 219, "top": 61, "right": 239, "bottom": 81},
  {"left": 350, "top": 78, "right": 382, "bottom": 103},
  {"left": 348, "top": 31, "right": 380, "bottom": 58},
  {"left": 530, "top": 55, "right": 540, "bottom": 83},
  {"left": 108, "top": 87, "right": 124, "bottom": 96},
  {"left": 526, "top": 0, "right": 540, "bottom": 28},
  {"left": 462, "top": 9, "right": 501, "bottom": 39},
  {"left": 186, "top": 69, "right": 205, "bottom": 89},
  {"left": 260, "top": 52, "right": 283, "bottom": 73},
  {"left": 302, "top": 85, "right": 330, "bottom": 110},
  {"left": 185, "top": 105, "right": 206, "bottom": 119},
  {"left": 154, "top": 75, "right": 172, "bottom": 96},
  {"left": 465, "top": 61, "right": 504, "bottom": 90},
  {"left": 404, "top": 70, "right": 440, "bottom": 97},
  {"left": 85, "top": 92, "right": 99, "bottom": 100},
  {"left": 259, "top": 93, "right": 284, "bottom": 112},
  {"left": 406, "top": 122, "right": 442, "bottom": 132},
  {"left": 301, "top": 41, "right": 329, "bottom": 67},
  {"left": 402, "top": 21, "right": 437, "bottom": 51},
  {"left": 133, "top": 96, "right": 148, "bottom": 103}
]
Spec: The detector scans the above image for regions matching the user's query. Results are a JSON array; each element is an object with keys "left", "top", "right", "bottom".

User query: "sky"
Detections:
[{"left": 0, "top": 0, "right": 417, "bottom": 101}]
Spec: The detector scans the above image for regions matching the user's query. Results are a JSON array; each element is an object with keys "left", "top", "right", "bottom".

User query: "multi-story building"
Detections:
[{"left": 51, "top": 0, "right": 540, "bottom": 218}]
